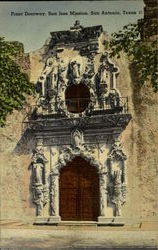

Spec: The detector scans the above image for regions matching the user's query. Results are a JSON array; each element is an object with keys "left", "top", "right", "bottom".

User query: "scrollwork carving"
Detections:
[
  {"left": 55, "top": 144, "right": 103, "bottom": 174},
  {"left": 108, "top": 141, "right": 127, "bottom": 162}
]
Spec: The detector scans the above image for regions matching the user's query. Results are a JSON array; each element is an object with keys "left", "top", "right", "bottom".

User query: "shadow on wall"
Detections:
[
  {"left": 13, "top": 128, "right": 36, "bottom": 210},
  {"left": 13, "top": 128, "right": 35, "bottom": 155},
  {"left": 28, "top": 163, "right": 36, "bottom": 210},
  {"left": 129, "top": 63, "right": 142, "bottom": 116}
]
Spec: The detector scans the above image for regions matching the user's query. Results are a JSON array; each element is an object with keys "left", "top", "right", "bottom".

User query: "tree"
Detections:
[
  {"left": 0, "top": 37, "right": 35, "bottom": 126},
  {"left": 109, "top": 23, "right": 158, "bottom": 92}
]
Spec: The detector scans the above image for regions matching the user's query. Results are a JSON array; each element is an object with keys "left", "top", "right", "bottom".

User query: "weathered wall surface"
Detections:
[
  {"left": 0, "top": 36, "right": 157, "bottom": 224},
  {"left": 0, "top": 110, "right": 35, "bottom": 222},
  {"left": 114, "top": 55, "right": 158, "bottom": 222}
]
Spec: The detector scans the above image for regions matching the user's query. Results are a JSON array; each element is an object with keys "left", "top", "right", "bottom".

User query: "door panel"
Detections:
[
  {"left": 59, "top": 157, "right": 99, "bottom": 221},
  {"left": 60, "top": 188, "right": 78, "bottom": 220}
]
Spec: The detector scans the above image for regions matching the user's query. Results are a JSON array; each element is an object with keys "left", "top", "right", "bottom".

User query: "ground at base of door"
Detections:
[{"left": 1, "top": 228, "right": 157, "bottom": 249}]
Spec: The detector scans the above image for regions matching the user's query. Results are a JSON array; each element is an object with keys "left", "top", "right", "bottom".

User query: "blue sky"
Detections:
[{"left": 0, "top": 1, "right": 144, "bottom": 53}]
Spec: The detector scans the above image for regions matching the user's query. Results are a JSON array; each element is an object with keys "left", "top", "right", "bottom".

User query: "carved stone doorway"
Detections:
[{"left": 59, "top": 156, "right": 100, "bottom": 221}]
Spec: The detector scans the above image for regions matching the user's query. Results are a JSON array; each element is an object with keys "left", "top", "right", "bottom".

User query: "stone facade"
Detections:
[
  {"left": 0, "top": 20, "right": 157, "bottom": 226},
  {"left": 25, "top": 21, "right": 131, "bottom": 224}
]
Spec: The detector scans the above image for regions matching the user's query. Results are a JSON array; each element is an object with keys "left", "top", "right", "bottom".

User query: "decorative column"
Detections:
[
  {"left": 48, "top": 171, "right": 61, "bottom": 223},
  {"left": 98, "top": 171, "right": 110, "bottom": 223},
  {"left": 31, "top": 139, "right": 49, "bottom": 224},
  {"left": 107, "top": 140, "right": 127, "bottom": 224}
]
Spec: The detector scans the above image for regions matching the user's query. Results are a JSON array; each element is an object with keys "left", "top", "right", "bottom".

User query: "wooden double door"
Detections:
[{"left": 59, "top": 157, "right": 100, "bottom": 221}]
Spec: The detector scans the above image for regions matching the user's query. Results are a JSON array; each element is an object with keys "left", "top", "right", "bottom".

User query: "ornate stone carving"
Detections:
[
  {"left": 108, "top": 171, "right": 126, "bottom": 216},
  {"left": 72, "top": 129, "right": 84, "bottom": 149},
  {"left": 67, "top": 56, "right": 85, "bottom": 85},
  {"left": 70, "top": 60, "right": 81, "bottom": 79},
  {"left": 52, "top": 144, "right": 104, "bottom": 175},
  {"left": 98, "top": 60, "right": 110, "bottom": 86},
  {"left": 31, "top": 144, "right": 48, "bottom": 216},
  {"left": 108, "top": 141, "right": 127, "bottom": 162},
  {"left": 50, "top": 21, "right": 103, "bottom": 46},
  {"left": 37, "top": 57, "right": 57, "bottom": 97},
  {"left": 50, "top": 173, "right": 57, "bottom": 216},
  {"left": 27, "top": 22, "right": 132, "bottom": 224},
  {"left": 58, "top": 59, "right": 68, "bottom": 85},
  {"left": 108, "top": 89, "right": 120, "bottom": 109},
  {"left": 107, "top": 141, "right": 127, "bottom": 217},
  {"left": 35, "top": 48, "right": 124, "bottom": 119},
  {"left": 99, "top": 172, "right": 108, "bottom": 216},
  {"left": 82, "top": 57, "right": 95, "bottom": 86}
]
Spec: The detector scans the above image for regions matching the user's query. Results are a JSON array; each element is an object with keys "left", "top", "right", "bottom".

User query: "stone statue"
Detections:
[
  {"left": 72, "top": 130, "right": 84, "bottom": 149},
  {"left": 58, "top": 59, "right": 68, "bottom": 84},
  {"left": 110, "top": 170, "right": 124, "bottom": 216},
  {"left": 107, "top": 141, "right": 127, "bottom": 217},
  {"left": 50, "top": 61, "right": 58, "bottom": 89},
  {"left": 99, "top": 61, "right": 109, "bottom": 84},
  {"left": 70, "top": 61, "right": 81, "bottom": 79},
  {"left": 32, "top": 162, "right": 44, "bottom": 185},
  {"left": 32, "top": 146, "right": 48, "bottom": 216},
  {"left": 108, "top": 89, "right": 120, "bottom": 109},
  {"left": 32, "top": 185, "right": 44, "bottom": 216},
  {"left": 38, "top": 57, "right": 54, "bottom": 97}
]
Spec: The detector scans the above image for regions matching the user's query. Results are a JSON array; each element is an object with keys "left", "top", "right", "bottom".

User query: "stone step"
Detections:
[{"left": 58, "top": 221, "right": 98, "bottom": 226}]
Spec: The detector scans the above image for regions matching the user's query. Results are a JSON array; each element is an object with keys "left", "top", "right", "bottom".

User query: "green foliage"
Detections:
[
  {"left": 109, "top": 23, "right": 158, "bottom": 92},
  {"left": 0, "top": 37, "right": 35, "bottom": 127}
]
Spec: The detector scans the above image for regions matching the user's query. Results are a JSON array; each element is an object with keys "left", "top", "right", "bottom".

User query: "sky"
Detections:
[{"left": 0, "top": 1, "right": 144, "bottom": 53}]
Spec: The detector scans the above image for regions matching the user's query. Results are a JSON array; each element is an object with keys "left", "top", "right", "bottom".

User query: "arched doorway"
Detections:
[{"left": 59, "top": 156, "right": 100, "bottom": 221}]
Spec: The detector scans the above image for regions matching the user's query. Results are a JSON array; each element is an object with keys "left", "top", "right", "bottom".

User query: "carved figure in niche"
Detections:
[
  {"left": 97, "top": 60, "right": 110, "bottom": 109},
  {"left": 107, "top": 141, "right": 127, "bottom": 217},
  {"left": 31, "top": 146, "right": 48, "bottom": 216},
  {"left": 99, "top": 61, "right": 109, "bottom": 85},
  {"left": 108, "top": 89, "right": 120, "bottom": 109},
  {"left": 58, "top": 58, "right": 68, "bottom": 85},
  {"left": 70, "top": 60, "right": 81, "bottom": 79},
  {"left": 37, "top": 57, "right": 54, "bottom": 97},
  {"left": 50, "top": 175, "right": 56, "bottom": 216},
  {"left": 49, "top": 59, "right": 58, "bottom": 90},
  {"left": 56, "top": 86, "right": 66, "bottom": 113},
  {"left": 72, "top": 130, "right": 84, "bottom": 149},
  {"left": 110, "top": 170, "right": 125, "bottom": 216},
  {"left": 84, "top": 59, "right": 95, "bottom": 81},
  {"left": 32, "top": 162, "right": 44, "bottom": 185},
  {"left": 32, "top": 185, "right": 44, "bottom": 216}
]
